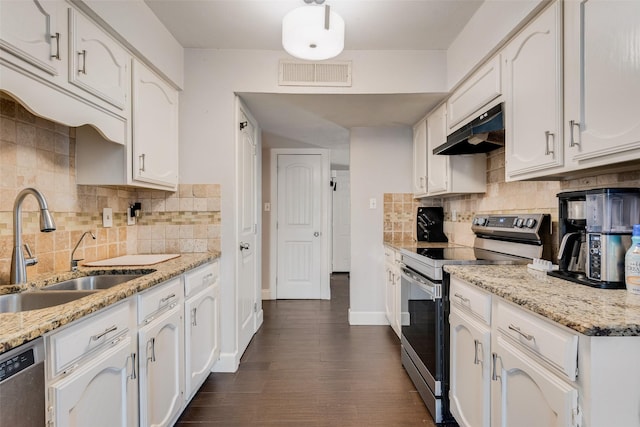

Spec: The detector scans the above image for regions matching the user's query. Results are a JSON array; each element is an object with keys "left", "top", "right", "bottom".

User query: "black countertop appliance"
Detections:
[{"left": 417, "top": 207, "right": 448, "bottom": 242}]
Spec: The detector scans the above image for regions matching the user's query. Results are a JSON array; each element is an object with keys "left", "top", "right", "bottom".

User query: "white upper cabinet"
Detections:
[
  {"left": 132, "top": 59, "right": 179, "bottom": 189},
  {"left": 0, "top": 0, "right": 63, "bottom": 77},
  {"left": 447, "top": 55, "right": 502, "bottom": 132},
  {"left": 504, "top": 1, "right": 564, "bottom": 180},
  {"left": 426, "top": 104, "right": 486, "bottom": 197},
  {"left": 563, "top": 0, "right": 640, "bottom": 169},
  {"left": 412, "top": 117, "right": 428, "bottom": 197},
  {"left": 68, "top": 8, "right": 130, "bottom": 112}
]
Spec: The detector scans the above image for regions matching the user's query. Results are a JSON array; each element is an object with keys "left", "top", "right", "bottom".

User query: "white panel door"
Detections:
[
  {"left": 491, "top": 336, "right": 578, "bottom": 427},
  {"left": 564, "top": 0, "right": 640, "bottom": 164},
  {"left": 277, "top": 154, "right": 322, "bottom": 299},
  {"left": 138, "top": 307, "right": 183, "bottom": 427},
  {"left": 49, "top": 336, "right": 137, "bottom": 427},
  {"left": 449, "top": 310, "right": 491, "bottom": 427},
  {"left": 185, "top": 284, "right": 220, "bottom": 401},
  {"left": 237, "top": 109, "right": 257, "bottom": 357},
  {"left": 0, "top": 0, "right": 62, "bottom": 76},
  {"left": 331, "top": 170, "right": 350, "bottom": 272}
]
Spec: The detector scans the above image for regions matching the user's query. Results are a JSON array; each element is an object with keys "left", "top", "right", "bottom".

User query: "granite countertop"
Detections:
[
  {"left": 444, "top": 264, "right": 640, "bottom": 337},
  {"left": 0, "top": 252, "right": 220, "bottom": 354}
]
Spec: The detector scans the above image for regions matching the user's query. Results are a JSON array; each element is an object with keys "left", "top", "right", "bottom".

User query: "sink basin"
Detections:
[
  {"left": 41, "top": 274, "right": 144, "bottom": 291},
  {"left": 0, "top": 291, "right": 99, "bottom": 313}
]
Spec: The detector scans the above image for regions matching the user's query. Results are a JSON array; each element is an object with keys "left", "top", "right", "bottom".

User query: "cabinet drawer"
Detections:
[
  {"left": 494, "top": 299, "right": 578, "bottom": 381},
  {"left": 137, "top": 276, "right": 183, "bottom": 323},
  {"left": 47, "top": 298, "right": 134, "bottom": 376},
  {"left": 184, "top": 262, "right": 218, "bottom": 298},
  {"left": 450, "top": 276, "right": 491, "bottom": 325}
]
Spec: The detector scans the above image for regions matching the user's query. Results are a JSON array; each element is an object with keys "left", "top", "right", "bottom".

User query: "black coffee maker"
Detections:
[
  {"left": 416, "top": 207, "right": 448, "bottom": 242},
  {"left": 555, "top": 190, "right": 588, "bottom": 275}
]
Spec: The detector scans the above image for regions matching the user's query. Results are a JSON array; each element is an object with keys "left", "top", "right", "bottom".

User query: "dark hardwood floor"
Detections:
[{"left": 176, "top": 273, "right": 435, "bottom": 426}]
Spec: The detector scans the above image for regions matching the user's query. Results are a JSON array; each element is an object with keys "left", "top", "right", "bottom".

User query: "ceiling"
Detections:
[{"left": 145, "top": 0, "right": 484, "bottom": 162}]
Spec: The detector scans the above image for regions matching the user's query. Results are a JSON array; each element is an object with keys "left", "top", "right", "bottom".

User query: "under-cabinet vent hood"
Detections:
[
  {"left": 433, "top": 103, "right": 504, "bottom": 155},
  {"left": 279, "top": 60, "right": 352, "bottom": 87}
]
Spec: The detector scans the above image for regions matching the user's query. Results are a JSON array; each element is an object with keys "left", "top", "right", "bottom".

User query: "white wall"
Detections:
[
  {"left": 349, "top": 127, "right": 413, "bottom": 325},
  {"left": 446, "top": 0, "right": 545, "bottom": 89},
  {"left": 180, "top": 48, "right": 446, "bottom": 368}
]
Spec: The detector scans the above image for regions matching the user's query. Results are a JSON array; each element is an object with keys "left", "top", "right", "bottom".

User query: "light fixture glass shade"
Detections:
[{"left": 282, "top": 5, "right": 344, "bottom": 61}]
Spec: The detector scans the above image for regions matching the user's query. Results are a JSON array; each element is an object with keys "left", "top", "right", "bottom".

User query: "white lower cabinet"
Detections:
[
  {"left": 137, "top": 277, "right": 184, "bottom": 427},
  {"left": 449, "top": 276, "right": 579, "bottom": 427},
  {"left": 384, "top": 246, "right": 401, "bottom": 338},
  {"left": 45, "top": 299, "right": 138, "bottom": 426},
  {"left": 184, "top": 261, "right": 221, "bottom": 401}
]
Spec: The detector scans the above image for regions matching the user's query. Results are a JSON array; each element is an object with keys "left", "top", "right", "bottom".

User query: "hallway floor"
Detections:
[{"left": 176, "top": 273, "right": 435, "bottom": 426}]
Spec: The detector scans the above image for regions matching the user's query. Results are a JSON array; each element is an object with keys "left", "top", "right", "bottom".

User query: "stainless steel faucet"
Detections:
[
  {"left": 10, "top": 188, "right": 56, "bottom": 284},
  {"left": 71, "top": 231, "right": 97, "bottom": 271}
]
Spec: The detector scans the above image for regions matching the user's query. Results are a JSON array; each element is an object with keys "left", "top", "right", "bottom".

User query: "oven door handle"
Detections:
[{"left": 401, "top": 269, "right": 441, "bottom": 299}]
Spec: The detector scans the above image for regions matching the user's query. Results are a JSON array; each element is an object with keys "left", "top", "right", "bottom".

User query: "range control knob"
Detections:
[
  {"left": 476, "top": 217, "right": 487, "bottom": 226},
  {"left": 525, "top": 218, "right": 537, "bottom": 229},
  {"left": 515, "top": 218, "right": 525, "bottom": 228}
]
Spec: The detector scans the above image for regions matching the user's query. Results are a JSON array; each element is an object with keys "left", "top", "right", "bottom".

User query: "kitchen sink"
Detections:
[
  {"left": 40, "top": 274, "right": 144, "bottom": 291},
  {"left": 0, "top": 290, "right": 99, "bottom": 313}
]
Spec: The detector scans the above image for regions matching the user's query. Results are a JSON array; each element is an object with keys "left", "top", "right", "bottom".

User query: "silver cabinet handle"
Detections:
[
  {"left": 148, "top": 337, "right": 156, "bottom": 362},
  {"left": 544, "top": 131, "right": 554, "bottom": 155},
  {"left": 454, "top": 293, "right": 469, "bottom": 303},
  {"left": 491, "top": 353, "right": 499, "bottom": 381},
  {"left": 78, "top": 49, "right": 87, "bottom": 74},
  {"left": 129, "top": 353, "right": 137, "bottom": 380},
  {"left": 202, "top": 273, "right": 214, "bottom": 286},
  {"left": 139, "top": 153, "right": 146, "bottom": 172},
  {"left": 240, "top": 242, "right": 250, "bottom": 251},
  {"left": 473, "top": 339, "right": 480, "bottom": 365},
  {"left": 508, "top": 324, "right": 534, "bottom": 341},
  {"left": 91, "top": 325, "right": 117, "bottom": 341},
  {"left": 569, "top": 120, "right": 580, "bottom": 147},
  {"left": 50, "top": 32, "right": 60, "bottom": 60},
  {"left": 160, "top": 293, "right": 176, "bottom": 304},
  {"left": 191, "top": 307, "right": 197, "bottom": 326}
]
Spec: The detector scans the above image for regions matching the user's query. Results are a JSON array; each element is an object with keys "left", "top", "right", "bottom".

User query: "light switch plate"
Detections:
[
  {"left": 103, "top": 208, "right": 113, "bottom": 228},
  {"left": 369, "top": 198, "right": 377, "bottom": 209}
]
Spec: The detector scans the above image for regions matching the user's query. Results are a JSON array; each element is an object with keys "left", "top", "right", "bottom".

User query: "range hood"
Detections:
[{"left": 433, "top": 103, "right": 504, "bottom": 155}]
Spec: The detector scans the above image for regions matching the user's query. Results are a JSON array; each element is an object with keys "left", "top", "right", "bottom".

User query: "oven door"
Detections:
[{"left": 400, "top": 266, "right": 444, "bottom": 414}]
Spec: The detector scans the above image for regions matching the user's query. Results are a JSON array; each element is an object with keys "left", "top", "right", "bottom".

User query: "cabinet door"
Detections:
[
  {"left": 504, "top": 1, "right": 564, "bottom": 180},
  {"left": 132, "top": 59, "right": 179, "bottom": 188},
  {"left": 385, "top": 265, "right": 393, "bottom": 326},
  {"left": 138, "top": 306, "right": 184, "bottom": 427},
  {"left": 0, "top": 0, "right": 62, "bottom": 76},
  {"left": 48, "top": 336, "right": 137, "bottom": 427},
  {"left": 491, "top": 336, "right": 578, "bottom": 427},
  {"left": 564, "top": 0, "right": 640, "bottom": 167},
  {"left": 412, "top": 118, "right": 427, "bottom": 196},
  {"left": 392, "top": 267, "right": 402, "bottom": 338},
  {"left": 449, "top": 310, "right": 491, "bottom": 427},
  {"left": 68, "top": 8, "right": 129, "bottom": 111},
  {"left": 185, "top": 284, "right": 220, "bottom": 401},
  {"left": 426, "top": 104, "right": 449, "bottom": 195}
]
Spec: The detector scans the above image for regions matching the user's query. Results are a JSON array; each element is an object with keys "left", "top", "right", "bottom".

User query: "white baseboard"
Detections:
[
  {"left": 348, "top": 309, "right": 390, "bottom": 325},
  {"left": 261, "top": 288, "right": 274, "bottom": 300},
  {"left": 211, "top": 352, "right": 239, "bottom": 373}
]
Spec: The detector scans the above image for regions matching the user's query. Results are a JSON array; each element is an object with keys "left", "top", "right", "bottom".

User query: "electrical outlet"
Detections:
[
  {"left": 452, "top": 210, "right": 457, "bottom": 221},
  {"left": 264, "top": 202, "right": 271, "bottom": 212},
  {"left": 103, "top": 208, "right": 113, "bottom": 228},
  {"left": 369, "top": 198, "right": 377, "bottom": 209},
  {"left": 127, "top": 213, "right": 136, "bottom": 226}
]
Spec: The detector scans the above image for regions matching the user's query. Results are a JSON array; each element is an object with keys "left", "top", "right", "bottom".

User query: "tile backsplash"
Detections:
[{"left": 0, "top": 93, "right": 220, "bottom": 284}]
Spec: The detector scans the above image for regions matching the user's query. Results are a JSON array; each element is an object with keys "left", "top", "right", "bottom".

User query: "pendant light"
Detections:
[{"left": 282, "top": 0, "right": 345, "bottom": 61}]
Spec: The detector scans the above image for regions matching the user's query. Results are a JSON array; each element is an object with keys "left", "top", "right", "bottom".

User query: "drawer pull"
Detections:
[
  {"left": 508, "top": 324, "right": 534, "bottom": 341},
  {"left": 203, "top": 273, "right": 214, "bottom": 285},
  {"left": 148, "top": 337, "right": 156, "bottom": 363},
  {"left": 454, "top": 293, "right": 470, "bottom": 303},
  {"left": 192, "top": 307, "right": 198, "bottom": 326},
  {"left": 161, "top": 293, "right": 176, "bottom": 304},
  {"left": 129, "top": 353, "right": 137, "bottom": 380},
  {"left": 91, "top": 325, "right": 117, "bottom": 341},
  {"left": 473, "top": 339, "right": 480, "bottom": 365},
  {"left": 491, "top": 353, "right": 499, "bottom": 381}
]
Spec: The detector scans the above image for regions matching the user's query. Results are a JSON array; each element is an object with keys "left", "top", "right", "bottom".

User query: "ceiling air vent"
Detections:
[{"left": 279, "top": 60, "right": 352, "bottom": 87}]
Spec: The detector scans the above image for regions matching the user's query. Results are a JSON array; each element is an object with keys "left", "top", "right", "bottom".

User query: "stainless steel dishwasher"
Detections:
[{"left": 0, "top": 337, "right": 45, "bottom": 427}]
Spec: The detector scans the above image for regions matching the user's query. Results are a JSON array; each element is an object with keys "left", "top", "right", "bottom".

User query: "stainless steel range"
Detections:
[{"left": 399, "top": 213, "right": 551, "bottom": 424}]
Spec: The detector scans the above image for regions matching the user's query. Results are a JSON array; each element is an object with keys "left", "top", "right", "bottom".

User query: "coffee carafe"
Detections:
[{"left": 550, "top": 188, "right": 640, "bottom": 288}]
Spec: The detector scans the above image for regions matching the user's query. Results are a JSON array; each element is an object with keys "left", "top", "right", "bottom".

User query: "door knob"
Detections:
[
  {"left": 240, "top": 242, "right": 250, "bottom": 251},
  {"left": 313, "top": 232, "right": 320, "bottom": 237}
]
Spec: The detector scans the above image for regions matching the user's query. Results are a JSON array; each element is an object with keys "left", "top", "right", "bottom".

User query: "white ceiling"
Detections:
[{"left": 145, "top": 0, "right": 484, "bottom": 162}]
